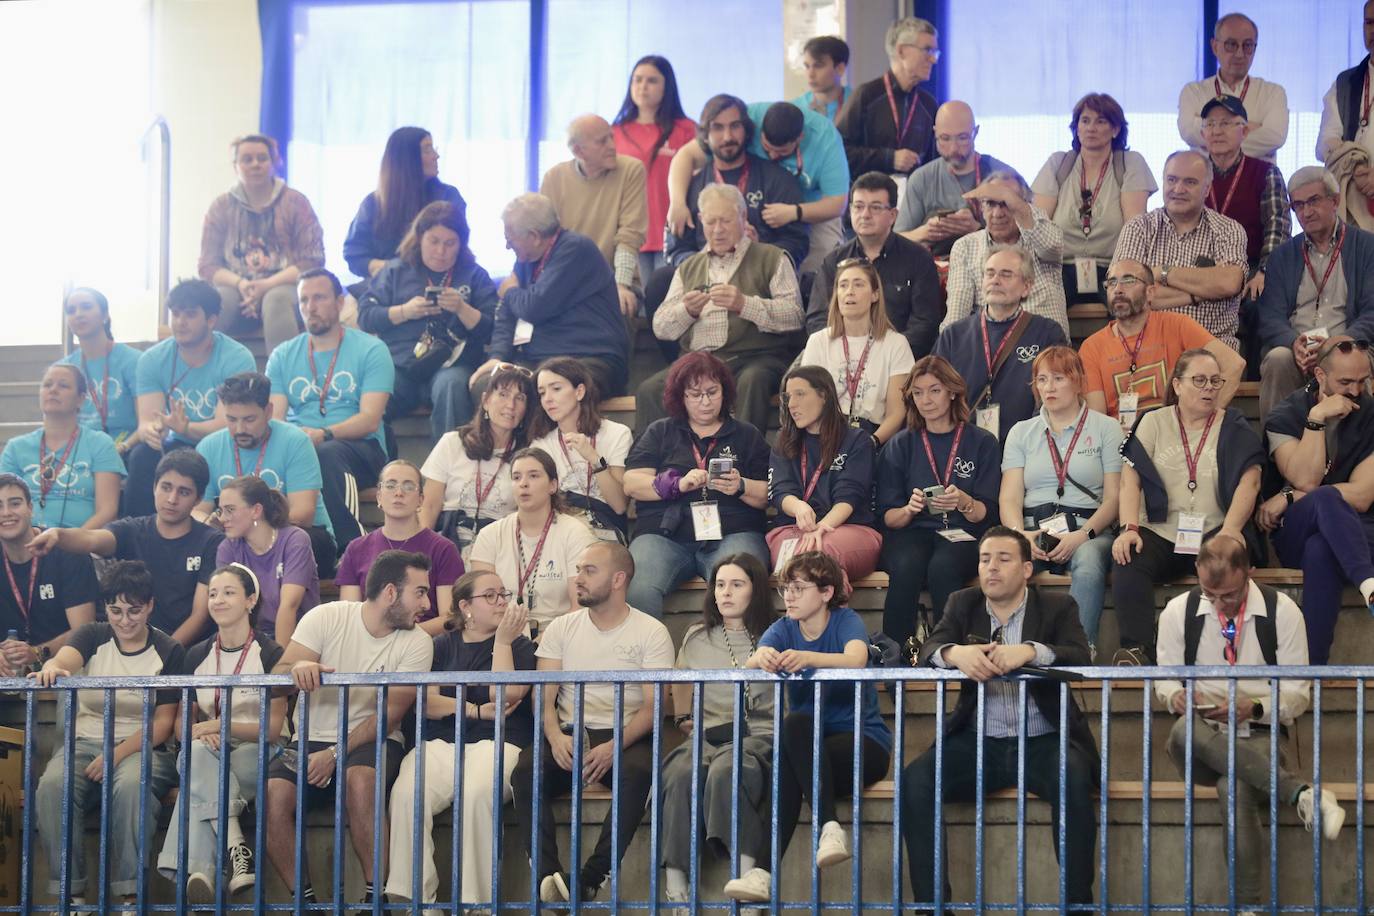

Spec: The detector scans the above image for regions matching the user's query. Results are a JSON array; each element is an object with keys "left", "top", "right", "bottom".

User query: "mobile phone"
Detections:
[
  {"left": 708, "top": 457, "right": 734, "bottom": 478},
  {"left": 424, "top": 285, "right": 443, "bottom": 305},
  {"left": 1037, "top": 530, "right": 1062, "bottom": 553},
  {"left": 692, "top": 283, "right": 714, "bottom": 294},
  {"left": 922, "top": 485, "right": 945, "bottom": 512},
  {"left": 1193, "top": 703, "right": 1219, "bottom": 710},
  {"left": 929, "top": 208, "right": 956, "bottom": 220}
]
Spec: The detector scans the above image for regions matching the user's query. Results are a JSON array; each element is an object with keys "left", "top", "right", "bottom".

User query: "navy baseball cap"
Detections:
[{"left": 1200, "top": 95, "right": 1248, "bottom": 121}]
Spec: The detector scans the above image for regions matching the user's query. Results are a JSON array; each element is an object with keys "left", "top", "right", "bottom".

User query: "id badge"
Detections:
[
  {"left": 1304, "top": 326, "right": 1330, "bottom": 346},
  {"left": 1118, "top": 392, "right": 1139, "bottom": 431},
  {"left": 936, "top": 528, "right": 976, "bottom": 543},
  {"left": 773, "top": 536, "right": 800, "bottom": 574},
  {"left": 976, "top": 403, "right": 1000, "bottom": 437},
  {"left": 1041, "top": 513, "right": 1071, "bottom": 537},
  {"left": 1075, "top": 257, "right": 1100, "bottom": 294},
  {"left": 513, "top": 319, "right": 535, "bottom": 346},
  {"left": 691, "top": 501, "right": 723, "bottom": 541},
  {"left": 1175, "top": 512, "right": 1205, "bottom": 555}
]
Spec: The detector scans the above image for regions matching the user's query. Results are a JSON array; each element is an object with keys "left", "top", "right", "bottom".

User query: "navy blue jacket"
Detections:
[
  {"left": 1255, "top": 224, "right": 1374, "bottom": 353},
  {"left": 357, "top": 256, "right": 497, "bottom": 371},
  {"left": 342, "top": 178, "right": 466, "bottom": 279},
  {"left": 666, "top": 154, "right": 808, "bottom": 269},
  {"left": 876, "top": 423, "right": 1001, "bottom": 535}
]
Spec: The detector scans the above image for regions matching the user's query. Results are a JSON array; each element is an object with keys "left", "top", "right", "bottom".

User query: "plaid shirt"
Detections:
[
  {"left": 1113, "top": 207, "right": 1248, "bottom": 351},
  {"left": 653, "top": 237, "right": 803, "bottom": 350},
  {"left": 942, "top": 205, "right": 1068, "bottom": 337},
  {"left": 1210, "top": 155, "right": 1291, "bottom": 271}
]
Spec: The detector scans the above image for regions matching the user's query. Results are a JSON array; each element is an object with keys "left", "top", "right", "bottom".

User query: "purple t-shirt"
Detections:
[
  {"left": 216, "top": 525, "right": 321, "bottom": 628},
  {"left": 335, "top": 528, "right": 464, "bottom": 622}
]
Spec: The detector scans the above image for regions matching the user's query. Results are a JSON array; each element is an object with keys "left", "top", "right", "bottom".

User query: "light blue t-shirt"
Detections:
[
  {"left": 1002, "top": 405, "right": 1124, "bottom": 511},
  {"left": 790, "top": 89, "right": 848, "bottom": 126},
  {"left": 134, "top": 332, "right": 256, "bottom": 446},
  {"left": 745, "top": 101, "right": 850, "bottom": 203},
  {"left": 0, "top": 427, "right": 125, "bottom": 528},
  {"left": 264, "top": 328, "right": 394, "bottom": 454},
  {"left": 58, "top": 342, "right": 142, "bottom": 444},
  {"left": 758, "top": 607, "right": 891, "bottom": 752},
  {"left": 196, "top": 418, "right": 333, "bottom": 535}
]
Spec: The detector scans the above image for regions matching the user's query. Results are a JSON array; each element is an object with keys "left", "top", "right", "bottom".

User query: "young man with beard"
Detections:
[
  {"left": 511, "top": 541, "right": 674, "bottom": 904},
  {"left": 28, "top": 450, "right": 223, "bottom": 646},
  {"left": 264, "top": 550, "right": 435, "bottom": 910},
  {"left": 1080, "top": 258, "right": 1245, "bottom": 429}
]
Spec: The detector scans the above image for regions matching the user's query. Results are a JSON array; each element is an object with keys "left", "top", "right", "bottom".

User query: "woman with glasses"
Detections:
[
  {"left": 746, "top": 551, "right": 890, "bottom": 879},
  {"left": 58, "top": 287, "right": 142, "bottom": 453},
  {"left": 769, "top": 366, "right": 882, "bottom": 582},
  {"left": 421, "top": 363, "right": 538, "bottom": 558},
  {"left": 876, "top": 356, "right": 1001, "bottom": 648},
  {"left": 468, "top": 447, "right": 599, "bottom": 634},
  {"left": 660, "top": 552, "right": 777, "bottom": 905},
  {"left": 1111, "top": 348, "right": 1263, "bottom": 665},
  {"left": 799, "top": 258, "right": 913, "bottom": 448},
  {"left": 336, "top": 460, "right": 462, "bottom": 636},
  {"left": 385, "top": 569, "right": 535, "bottom": 911},
  {"left": 624, "top": 352, "right": 770, "bottom": 618},
  {"left": 999, "top": 346, "right": 1122, "bottom": 649},
  {"left": 214, "top": 475, "right": 319, "bottom": 647},
  {"left": 530, "top": 357, "right": 633, "bottom": 542},
  {"left": 199, "top": 133, "right": 325, "bottom": 353},
  {"left": 1031, "top": 93, "right": 1157, "bottom": 305}
]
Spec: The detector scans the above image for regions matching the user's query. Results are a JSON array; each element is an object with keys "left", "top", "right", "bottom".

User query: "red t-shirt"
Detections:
[
  {"left": 1080, "top": 310, "right": 1215, "bottom": 417},
  {"left": 613, "top": 118, "right": 697, "bottom": 253}
]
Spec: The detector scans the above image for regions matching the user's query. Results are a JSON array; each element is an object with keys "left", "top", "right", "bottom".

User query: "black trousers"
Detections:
[
  {"left": 880, "top": 527, "right": 980, "bottom": 647},
  {"left": 774, "top": 712, "right": 890, "bottom": 858},
  {"left": 1111, "top": 526, "right": 1197, "bottom": 657},
  {"left": 901, "top": 730, "right": 1097, "bottom": 907},
  {"left": 510, "top": 729, "right": 654, "bottom": 888},
  {"left": 643, "top": 265, "right": 681, "bottom": 363},
  {"left": 316, "top": 437, "right": 387, "bottom": 550}
]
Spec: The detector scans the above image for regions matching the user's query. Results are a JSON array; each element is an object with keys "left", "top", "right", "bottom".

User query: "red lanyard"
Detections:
[
  {"left": 3, "top": 553, "right": 37, "bottom": 624},
  {"left": 213, "top": 629, "right": 254, "bottom": 718},
  {"left": 1045, "top": 406, "right": 1090, "bottom": 500},
  {"left": 798, "top": 443, "right": 826, "bottom": 503},
  {"left": 167, "top": 348, "right": 195, "bottom": 408},
  {"left": 920, "top": 423, "right": 965, "bottom": 488},
  {"left": 882, "top": 71, "right": 919, "bottom": 147},
  {"left": 233, "top": 428, "right": 271, "bottom": 478},
  {"left": 1079, "top": 157, "right": 1110, "bottom": 236},
  {"left": 531, "top": 230, "right": 562, "bottom": 282},
  {"left": 980, "top": 309, "right": 1020, "bottom": 379},
  {"left": 1115, "top": 315, "right": 1150, "bottom": 373},
  {"left": 1218, "top": 598, "right": 1248, "bottom": 666},
  {"left": 1206, "top": 156, "right": 1247, "bottom": 216},
  {"left": 840, "top": 335, "right": 875, "bottom": 416},
  {"left": 473, "top": 445, "right": 513, "bottom": 517},
  {"left": 514, "top": 510, "right": 556, "bottom": 606},
  {"left": 1176, "top": 406, "right": 1218, "bottom": 493},
  {"left": 1302, "top": 223, "right": 1346, "bottom": 304},
  {"left": 307, "top": 335, "right": 342, "bottom": 417},
  {"left": 556, "top": 430, "right": 597, "bottom": 499},
  {"left": 38, "top": 428, "right": 80, "bottom": 508},
  {"left": 82, "top": 350, "right": 111, "bottom": 431},
  {"left": 713, "top": 159, "right": 751, "bottom": 196},
  {"left": 1363, "top": 69, "right": 1371, "bottom": 127},
  {"left": 1214, "top": 75, "right": 1250, "bottom": 103},
  {"left": 690, "top": 437, "right": 718, "bottom": 470}
]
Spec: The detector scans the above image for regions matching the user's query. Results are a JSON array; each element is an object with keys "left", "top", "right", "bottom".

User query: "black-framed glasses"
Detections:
[
  {"left": 475, "top": 588, "right": 514, "bottom": 604},
  {"left": 1186, "top": 375, "right": 1226, "bottom": 390}
]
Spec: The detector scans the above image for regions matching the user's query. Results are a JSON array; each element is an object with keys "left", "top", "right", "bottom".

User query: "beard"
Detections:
[
  {"left": 578, "top": 583, "right": 612, "bottom": 608},
  {"left": 383, "top": 598, "right": 417, "bottom": 631}
]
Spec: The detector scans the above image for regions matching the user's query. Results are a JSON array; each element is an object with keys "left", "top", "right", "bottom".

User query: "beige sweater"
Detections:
[{"left": 540, "top": 155, "right": 647, "bottom": 277}]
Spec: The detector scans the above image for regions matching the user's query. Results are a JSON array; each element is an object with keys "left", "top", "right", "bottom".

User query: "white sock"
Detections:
[
  {"left": 738, "top": 854, "right": 756, "bottom": 874},
  {"left": 1361, "top": 578, "right": 1374, "bottom": 605},
  {"left": 665, "top": 867, "right": 688, "bottom": 897},
  {"left": 225, "top": 813, "right": 245, "bottom": 847}
]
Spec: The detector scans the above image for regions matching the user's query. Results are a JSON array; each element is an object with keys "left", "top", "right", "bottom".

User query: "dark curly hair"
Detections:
[{"left": 662, "top": 351, "right": 737, "bottom": 421}]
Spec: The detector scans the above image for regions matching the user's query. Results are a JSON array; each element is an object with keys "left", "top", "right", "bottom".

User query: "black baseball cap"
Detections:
[{"left": 1200, "top": 95, "right": 1248, "bottom": 121}]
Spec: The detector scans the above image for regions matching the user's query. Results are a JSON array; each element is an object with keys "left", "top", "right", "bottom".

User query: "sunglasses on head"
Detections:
[{"left": 836, "top": 256, "right": 872, "bottom": 270}]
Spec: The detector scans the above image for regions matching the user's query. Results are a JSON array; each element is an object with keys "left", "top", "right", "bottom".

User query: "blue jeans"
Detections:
[
  {"left": 1036, "top": 534, "right": 1113, "bottom": 644},
  {"left": 627, "top": 531, "right": 770, "bottom": 618},
  {"left": 389, "top": 362, "right": 477, "bottom": 442}
]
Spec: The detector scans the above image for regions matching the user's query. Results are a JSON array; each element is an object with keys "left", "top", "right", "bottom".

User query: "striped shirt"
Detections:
[{"left": 943, "top": 206, "right": 1069, "bottom": 337}]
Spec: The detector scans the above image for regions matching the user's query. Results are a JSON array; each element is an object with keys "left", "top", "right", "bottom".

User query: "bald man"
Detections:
[
  {"left": 1112, "top": 150, "right": 1248, "bottom": 351},
  {"left": 895, "top": 101, "right": 1012, "bottom": 257},
  {"left": 540, "top": 114, "right": 649, "bottom": 317}
]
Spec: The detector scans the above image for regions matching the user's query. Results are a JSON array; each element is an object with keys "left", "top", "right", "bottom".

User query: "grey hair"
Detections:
[
  {"left": 1287, "top": 166, "right": 1340, "bottom": 199},
  {"left": 502, "top": 193, "right": 561, "bottom": 238},
  {"left": 1164, "top": 149, "right": 1213, "bottom": 189},
  {"left": 985, "top": 243, "right": 1035, "bottom": 287},
  {"left": 1214, "top": 11, "right": 1258, "bottom": 38},
  {"left": 885, "top": 17, "right": 937, "bottom": 57},
  {"left": 697, "top": 183, "right": 748, "bottom": 219},
  {"left": 981, "top": 169, "right": 1032, "bottom": 202}
]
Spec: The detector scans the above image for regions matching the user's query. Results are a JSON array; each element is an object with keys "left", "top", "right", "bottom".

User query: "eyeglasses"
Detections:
[
  {"left": 1103, "top": 275, "right": 1146, "bottom": 290},
  {"left": 849, "top": 202, "right": 891, "bottom": 214},
  {"left": 1291, "top": 194, "right": 1334, "bottom": 213},
  {"left": 684, "top": 387, "right": 722, "bottom": 403},
  {"left": 473, "top": 589, "right": 513, "bottom": 604},
  {"left": 909, "top": 45, "right": 941, "bottom": 61},
  {"left": 1203, "top": 119, "right": 1245, "bottom": 131},
  {"left": 1219, "top": 39, "right": 1257, "bottom": 55},
  {"left": 1187, "top": 375, "right": 1226, "bottom": 390},
  {"left": 1220, "top": 617, "right": 1239, "bottom": 664},
  {"left": 935, "top": 133, "right": 973, "bottom": 144},
  {"left": 380, "top": 480, "right": 420, "bottom": 493},
  {"left": 776, "top": 582, "right": 819, "bottom": 600}
]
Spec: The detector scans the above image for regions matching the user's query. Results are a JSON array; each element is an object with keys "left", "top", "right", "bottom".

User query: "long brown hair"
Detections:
[
  {"left": 529, "top": 357, "right": 604, "bottom": 439},
  {"left": 702, "top": 553, "right": 776, "bottom": 640},
  {"left": 901, "top": 355, "right": 972, "bottom": 430},
  {"left": 396, "top": 200, "right": 472, "bottom": 270},
  {"left": 775, "top": 365, "right": 846, "bottom": 471},
  {"left": 825, "top": 258, "right": 891, "bottom": 340},
  {"left": 458, "top": 365, "right": 538, "bottom": 460},
  {"left": 511, "top": 447, "right": 571, "bottom": 515},
  {"left": 375, "top": 127, "right": 432, "bottom": 242}
]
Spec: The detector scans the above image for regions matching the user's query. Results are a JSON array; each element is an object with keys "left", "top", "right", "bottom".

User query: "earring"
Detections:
[
  {"left": 252, "top": 519, "right": 259, "bottom": 529},
  {"left": 483, "top": 409, "right": 490, "bottom": 421}
]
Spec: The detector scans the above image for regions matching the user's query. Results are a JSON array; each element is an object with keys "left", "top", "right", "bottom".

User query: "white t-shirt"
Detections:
[
  {"left": 288, "top": 600, "right": 435, "bottom": 743},
  {"left": 420, "top": 431, "right": 516, "bottom": 521},
  {"left": 184, "top": 630, "right": 285, "bottom": 734},
  {"left": 536, "top": 606, "right": 675, "bottom": 730},
  {"left": 468, "top": 511, "right": 600, "bottom": 631},
  {"left": 531, "top": 419, "right": 633, "bottom": 506},
  {"left": 800, "top": 329, "right": 914, "bottom": 426}
]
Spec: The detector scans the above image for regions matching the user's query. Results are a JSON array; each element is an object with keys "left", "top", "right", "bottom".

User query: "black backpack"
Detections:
[{"left": 1182, "top": 582, "right": 1279, "bottom": 666}]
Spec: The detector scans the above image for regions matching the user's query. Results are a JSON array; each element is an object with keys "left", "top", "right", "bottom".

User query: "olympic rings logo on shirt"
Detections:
[
  {"left": 1016, "top": 345, "right": 1041, "bottom": 364},
  {"left": 288, "top": 370, "right": 357, "bottom": 404},
  {"left": 171, "top": 388, "right": 216, "bottom": 419},
  {"left": 953, "top": 458, "right": 976, "bottom": 479},
  {"left": 218, "top": 469, "right": 282, "bottom": 491},
  {"left": 24, "top": 459, "right": 87, "bottom": 490}
]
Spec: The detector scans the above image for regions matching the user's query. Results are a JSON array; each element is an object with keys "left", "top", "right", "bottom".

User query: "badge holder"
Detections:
[
  {"left": 1075, "top": 257, "right": 1100, "bottom": 294},
  {"left": 513, "top": 319, "right": 535, "bottom": 346},
  {"left": 976, "top": 403, "right": 1000, "bottom": 437},
  {"left": 1118, "top": 392, "right": 1139, "bottom": 431},
  {"left": 1175, "top": 505, "right": 1205, "bottom": 556},
  {"left": 773, "top": 536, "right": 800, "bottom": 574},
  {"left": 692, "top": 499, "right": 723, "bottom": 541}
]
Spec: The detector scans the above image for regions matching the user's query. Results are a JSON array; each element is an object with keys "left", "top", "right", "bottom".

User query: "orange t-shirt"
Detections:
[{"left": 1079, "top": 310, "right": 1215, "bottom": 417}]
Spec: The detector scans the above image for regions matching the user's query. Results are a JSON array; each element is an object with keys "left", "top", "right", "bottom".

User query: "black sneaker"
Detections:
[{"left": 1112, "top": 646, "right": 1149, "bottom": 667}]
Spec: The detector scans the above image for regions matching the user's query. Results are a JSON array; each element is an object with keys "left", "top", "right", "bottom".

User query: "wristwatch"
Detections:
[
  {"left": 322, "top": 428, "right": 335, "bottom": 442},
  {"left": 795, "top": 204, "right": 804, "bottom": 223},
  {"left": 1282, "top": 486, "right": 1295, "bottom": 507},
  {"left": 1159, "top": 265, "right": 1173, "bottom": 288},
  {"left": 1084, "top": 525, "right": 1097, "bottom": 540},
  {"left": 1304, "top": 417, "right": 1326, "bottom": 432},
  {"left": 594, "top": 456, "right": 610, "bottom": 472},
  {"left": 1251, "top": 701, "right": 1264, "bottom": 722}
]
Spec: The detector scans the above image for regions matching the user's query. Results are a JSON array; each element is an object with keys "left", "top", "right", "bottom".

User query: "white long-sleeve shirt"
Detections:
[
  {"left": 1319, "top": 60, "right": 1374, "bottom": 162},
  {"left": 1178, "top": 74, "right": 1289, "bottom": 162}
]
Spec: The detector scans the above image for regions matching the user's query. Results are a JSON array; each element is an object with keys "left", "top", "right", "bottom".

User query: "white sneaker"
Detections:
[
  {"left": 1297, "top": 786, "right": 1346, "bottom": 840},
  {"left": 722, "top": 867, "right": 772, "bottom": 902},
  {"left": 539, "top": 872, "right": 571, "bottom": 903},
  {"left": 815, "top": 820, "right": 850, "bottom": 867},
  {"left": 186, "top": 871, "right": 214, "bottom": 904},
  {"left": 227, "top": 842, "right": 255, "bottom": 894}
]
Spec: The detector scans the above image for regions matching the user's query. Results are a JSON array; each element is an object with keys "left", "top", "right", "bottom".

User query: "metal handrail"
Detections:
[{"left": 141, "top": 115, "right": 171, "bottom": 329}]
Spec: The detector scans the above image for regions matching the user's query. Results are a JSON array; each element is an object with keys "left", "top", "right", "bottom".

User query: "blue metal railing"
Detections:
[{"left": 3, "top": 665, "right": 1369, "bottom": 914}]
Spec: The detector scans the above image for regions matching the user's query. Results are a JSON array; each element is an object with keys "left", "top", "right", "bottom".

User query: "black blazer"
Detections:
[{"left": 918, "top": 584, "right": 1100, "bottom": 781}]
